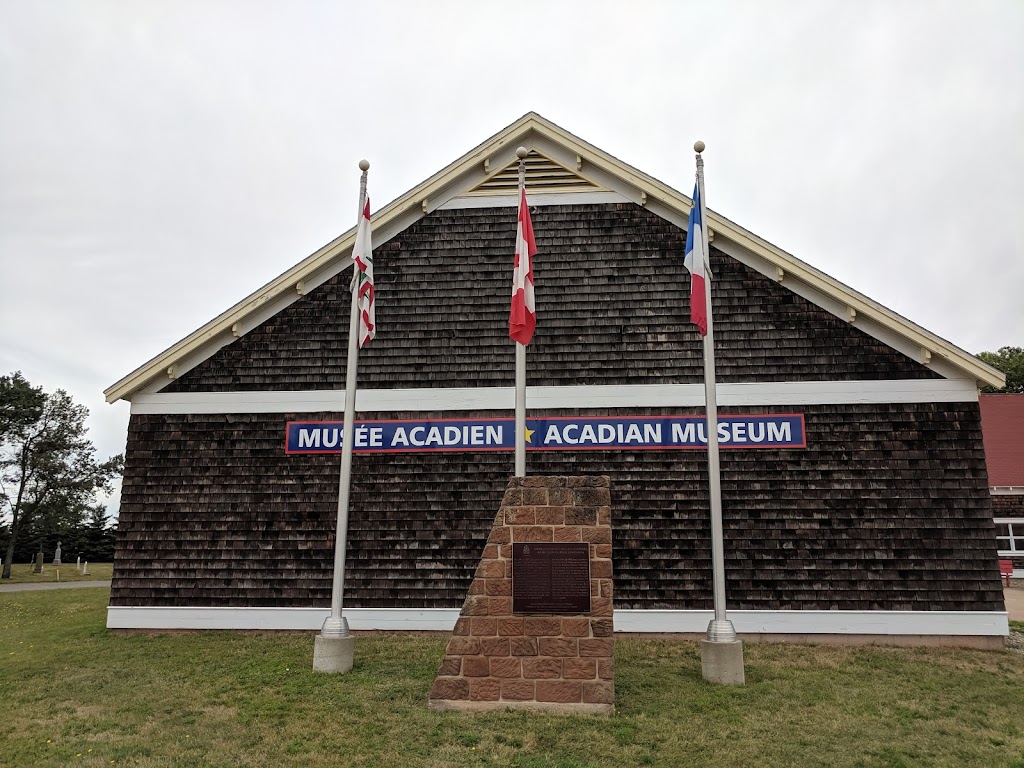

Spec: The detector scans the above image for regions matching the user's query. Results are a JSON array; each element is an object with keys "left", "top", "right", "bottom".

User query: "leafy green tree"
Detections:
[
  {"left": 0, "top": 374, "right": 123, "bottom": 578},
  {"left": 0, "top": 372, "right": 45, "bottom": 438},
  {"left": 978, "top": 346, "right": 1024, "bottom": 393}
]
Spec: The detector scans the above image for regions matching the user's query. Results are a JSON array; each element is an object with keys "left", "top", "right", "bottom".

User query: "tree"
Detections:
[
  {"left": 978, "top": 346, "right": 1024, "bottom": 393},
  {"left": 1, "top": 372, "right": 45, "bottom": 438},
  {"left": 0, "top": 373, "right": 123, "bottom": 578}
]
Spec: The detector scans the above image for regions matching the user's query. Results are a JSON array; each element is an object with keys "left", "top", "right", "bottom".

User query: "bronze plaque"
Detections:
[{"left": 512, "top": 542, "right": 591, "bottom": 614}]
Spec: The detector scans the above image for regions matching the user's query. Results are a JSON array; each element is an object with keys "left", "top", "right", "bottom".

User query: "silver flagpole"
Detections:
[
  {"left": 314, "top": 159, "right": 369, "bottom": 673},
  {"left": 514, "top": 146, "right": 528, "bottom": 477},
  {"left": 694, "top": 141, "right": 743, "bottom": 684},
  {"left": 695, "top": 143, "right": 735, "bottom": 642}
]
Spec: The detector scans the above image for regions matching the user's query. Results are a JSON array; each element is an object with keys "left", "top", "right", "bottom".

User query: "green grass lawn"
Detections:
[
  {"left": 1, "top": 562, "right": 113, "bottom": 583},
  {"left": 1, "top": 588, "right": 1022, "bottom": 768}
]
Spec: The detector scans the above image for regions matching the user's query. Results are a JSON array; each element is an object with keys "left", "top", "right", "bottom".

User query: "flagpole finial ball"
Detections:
[
  {"left": 693, "top": 141, "right": 706, "bottom": 153},
  {"left": 358, "top": 159, "right": 370, "bottom": 171},
  {"left": 516, "top": 147, "right": 529, "bottom": 159}
]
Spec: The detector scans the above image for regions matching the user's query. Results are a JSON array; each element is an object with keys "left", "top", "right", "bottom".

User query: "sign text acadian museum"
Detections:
[{"left": 285, "top": 414, "right": 806, "bottom": 454}]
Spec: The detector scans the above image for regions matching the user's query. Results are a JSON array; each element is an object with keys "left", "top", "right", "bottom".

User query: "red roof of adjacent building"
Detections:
[{"left": 980, "top": 394, "right": 1024, "bottom": 487}]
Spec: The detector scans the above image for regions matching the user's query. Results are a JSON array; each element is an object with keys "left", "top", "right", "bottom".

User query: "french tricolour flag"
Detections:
[
  {"left": 683, "top": 183, "right": 708, "bottom": 336},
  {"left": 509, "top": 186, "right": 537, "bottom": 345}
]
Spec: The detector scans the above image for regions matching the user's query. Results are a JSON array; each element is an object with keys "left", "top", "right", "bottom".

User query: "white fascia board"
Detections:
[
  {"left": 128, "top": 379, "right": 978, "bottom": 415},
  {"left": 708, "top": 237, "right": 1003, "bottom": 388},
  {"left": 714, "top": 238, "right": 972, "bottom": 383},
  {"left": 528, "top": 125, "right": 1003, "bottom": 388},
  {"left": 135, "top": 208, "right": 450, "bottom": 395},
  {"left": 105, "top": 228, "right": 356, "bottom": 403},
  {"left": 106, "top": 112, "right": 1003, "bottom": 403},
  {"left": 106, "top": 606, "right": 1008, "bottom": 636},
  {"left": 105, "top": 127, "right": 509, "bottom": 405},
  {"left": 138, "top": 333, "right": 237, "bottom": 395}
]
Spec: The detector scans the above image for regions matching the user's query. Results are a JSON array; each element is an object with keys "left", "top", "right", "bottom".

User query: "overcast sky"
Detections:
[{"left": 1, "top": 0, "right": 1021, "bottom": 517}]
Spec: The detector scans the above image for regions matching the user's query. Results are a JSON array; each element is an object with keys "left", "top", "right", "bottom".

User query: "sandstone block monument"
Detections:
[{"left": 428, "top": 476, "right": 614, "bottom": 714}]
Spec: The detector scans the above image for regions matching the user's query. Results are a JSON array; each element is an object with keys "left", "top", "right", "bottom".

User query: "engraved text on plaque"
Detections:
[{"left": 512, "top": 542, "right": 591, "bottom": 614}]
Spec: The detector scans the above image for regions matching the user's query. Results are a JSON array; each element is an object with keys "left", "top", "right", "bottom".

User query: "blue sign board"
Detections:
[{"left": 285, "top": 414, "right": 806, "bottom": 454}]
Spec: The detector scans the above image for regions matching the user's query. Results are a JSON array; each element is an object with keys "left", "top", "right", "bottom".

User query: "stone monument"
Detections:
[
  {"left": 428, "top": 476, "right": 615, "bottom": 714},
  {"left": 53, "top": 541, "right": 62, "bottom": 565},
  {"left": 33, "top": 551, "right": 43, "bottom": 574}
]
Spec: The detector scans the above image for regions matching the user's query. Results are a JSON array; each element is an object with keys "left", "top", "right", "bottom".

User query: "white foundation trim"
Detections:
[
  {"left": 106, "top": 606, "right": 462, "bottom": 631},
  {"left": 129, "top": 378, "right": 979, "bottom": 415},
  {"left": 613, "top": 609, "right": 1009, "bottom": 636},
  {"left": 106, "top": 606, "right": 1008, "bottom": 635}
]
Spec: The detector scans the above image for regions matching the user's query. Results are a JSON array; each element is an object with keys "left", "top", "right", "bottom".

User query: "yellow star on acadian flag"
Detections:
[{"left": 524, "top": 427, "right": 535, "bottom": 444}]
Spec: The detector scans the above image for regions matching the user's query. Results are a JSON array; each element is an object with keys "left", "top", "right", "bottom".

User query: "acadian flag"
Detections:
[
  {"left": 509, "top": 186, "right": 537, "bottom": 345},
  {"left": 683, "top": 183, "right": 708, "bottom": 336},
  {"left": 352, "top": 196, "right": 375, "bottom": 347}
]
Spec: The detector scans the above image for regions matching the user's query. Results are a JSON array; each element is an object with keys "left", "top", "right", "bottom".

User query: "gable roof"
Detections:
[
  {"left": 104, "top": 112, "right": 1005, "bottom": 403},
  {"left": 980, "top": 394, "right": 1024, "bottom": 488}
]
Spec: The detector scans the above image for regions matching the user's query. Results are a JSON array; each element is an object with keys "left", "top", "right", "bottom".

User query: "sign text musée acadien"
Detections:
[{"left": 285, "top": 414, "right": 806, "bottom": 454}]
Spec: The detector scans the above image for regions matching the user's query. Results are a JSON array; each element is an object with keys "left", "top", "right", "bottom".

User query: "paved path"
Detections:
[
  {"left": 1004, "top": 586, "right": 1024, "bottom": 622},
  {"left": 0, "top": 580, "right": 110, "bottom": 593}
]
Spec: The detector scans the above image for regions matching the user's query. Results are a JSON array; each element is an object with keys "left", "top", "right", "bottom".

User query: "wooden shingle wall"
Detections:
[
  {"left": 165, "top": 204, "right": 938, "bottom": 392},
  {"left": 115, "top": 201, "right": 1001, "bottom": 614},
  {"left": 112, "top": 402, "right": 1001, "bottom": 611}
]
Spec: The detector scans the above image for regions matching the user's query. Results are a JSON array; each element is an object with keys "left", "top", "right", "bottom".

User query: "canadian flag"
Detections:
[{"left": 509, "top": 187, "right": 537, "bottom": 346}]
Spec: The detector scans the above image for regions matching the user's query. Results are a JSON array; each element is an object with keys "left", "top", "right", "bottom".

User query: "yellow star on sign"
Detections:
[{"left": 524, "top": 427, "right": 535, "bottom": 444}]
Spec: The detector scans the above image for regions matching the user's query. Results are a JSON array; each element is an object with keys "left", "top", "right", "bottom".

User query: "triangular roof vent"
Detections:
[{"left": 465, "top": 150, "right": 603, "bottom": 195}]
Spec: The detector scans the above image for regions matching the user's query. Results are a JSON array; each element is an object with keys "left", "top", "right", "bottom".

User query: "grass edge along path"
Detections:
[{"left": 1, "top": 587, "right": 1022, "bottom": 768}]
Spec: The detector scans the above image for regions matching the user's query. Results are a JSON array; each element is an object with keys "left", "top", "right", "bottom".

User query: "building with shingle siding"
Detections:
[
  {"left": 980, "top": 394, "right": 1024, "bottom": 577},
  {"left": 105, "top": 114, "right": 1009, "bottom": 643}
]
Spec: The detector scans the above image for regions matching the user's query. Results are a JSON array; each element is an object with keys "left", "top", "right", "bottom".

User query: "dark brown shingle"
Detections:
[{"left": 112, "top": 402, "right": 1001, "bottom": 612}]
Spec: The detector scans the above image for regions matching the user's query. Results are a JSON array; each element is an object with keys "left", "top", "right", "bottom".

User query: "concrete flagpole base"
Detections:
[
  {"left": 312, "top": 635, "right": 355, "bottom": 673},
  {"left": 700, "top": 640, "right": 745, "bottom": 685}
]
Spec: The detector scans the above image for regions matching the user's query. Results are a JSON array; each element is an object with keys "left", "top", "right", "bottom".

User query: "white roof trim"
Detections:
[{"left": 105, "top": 112, "right": 1005, "bottom": 403}]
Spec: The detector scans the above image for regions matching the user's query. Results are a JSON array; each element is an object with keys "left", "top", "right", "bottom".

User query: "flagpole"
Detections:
[
  {"left": 314, "top": 159, "right": 369, "bottom": 673},
  {"left": 694, "top": 142, "right": 736, "bottom": 644},
  {"left": 694, "top": 141, "right": 743, "bottom": 684},
  {"left": 514, "top": 146, "right": 528, "bottom": 477}
]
